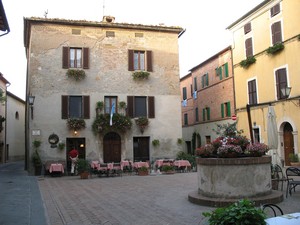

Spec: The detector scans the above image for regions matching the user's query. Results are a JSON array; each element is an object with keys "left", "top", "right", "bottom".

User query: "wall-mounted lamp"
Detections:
[
  {"left": 74, "top": 130, "right": 78, "bottom": 136},
  {"left": 28, "top": 95, "right": 35, "bottom": 120},
  {"left": 280, "top": 86, "right": 292, "bottom": 99}
]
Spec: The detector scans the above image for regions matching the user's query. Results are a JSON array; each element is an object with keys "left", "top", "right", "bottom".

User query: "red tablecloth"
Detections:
[
  {"left": 49, "top": 163, "right": 64, "bottom": 173},
  {"left": 133, "top": 162, "right": 149, "bottom": 169},
  {"left": 173, "top": 160, "right": 191, "bottom": 168}
]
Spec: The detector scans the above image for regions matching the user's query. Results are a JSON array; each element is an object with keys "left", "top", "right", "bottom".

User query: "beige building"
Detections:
[
  {"left": 6, "top": 91, "right": 25, "bottom": 161},
  {"left": 227, "top": 0, "right": 300, "bottom": 165},
  {"left": 0, "top": 73, "right": 9, "bottom": 163},
  {"left": 180, "top": 47, "right": 235, "bottom": 153},
  {"left": 24, "top": 17, "right": 184, "bottom": 173}
]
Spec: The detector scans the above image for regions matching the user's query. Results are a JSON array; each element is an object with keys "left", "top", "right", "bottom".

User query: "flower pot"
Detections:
[
  {"left": 138, "top": 170, "right": 148, "bottom": 176},
  {"left": 79, "top": 171, "right": 89, "bottom": 179}
]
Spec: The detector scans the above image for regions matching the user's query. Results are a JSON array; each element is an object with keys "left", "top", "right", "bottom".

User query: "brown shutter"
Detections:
[
  {"left": 127, "top": 96, "right": 134, "bottom": 118},
  {"left": 244, "top": 23, "right": 251, "bottom": 34},
  {"left": 83, "top": 48, "right": 89, "bottom": 69},
  {"left": 128, "top": 50, "right": 134, "bottom": 71},
  {"left": 62, "top": 47, "right": 69, "bottom": 69},
  {"left": 83, "top": 96, "right": 90, "bottom": 119},
  {"left": 148, "top": 96, "right": 155, "bottom": 118},
  {"left": 61, "top": 95, "right": 68, "bottom": 119},
  {"left": 146, "top": 51, "right": 153, "bottom": 72},
  {"left": 272, "top": 22, "right": 282, "bottom": 45},
  {"left": 245, "top": 38, "right": 253, "bottom": 58}
]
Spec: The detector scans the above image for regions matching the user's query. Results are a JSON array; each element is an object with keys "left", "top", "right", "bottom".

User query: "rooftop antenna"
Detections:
[{"left": 44, "top": 9, "right": 48, "bottom": 18}]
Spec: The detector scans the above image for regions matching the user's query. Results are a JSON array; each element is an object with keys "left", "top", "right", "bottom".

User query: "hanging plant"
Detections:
[
  {"left": 266, "top": 42, "right": 284, "bottom": 55},
  {"left": 92, "top": 113, "right": 132, "bottom": 134},
  {"left": 119, "top": 101, "right": 127, "bottom": 109},
  {"left": 132, "top": 71, "right": 150, "bottom": 80},
  {"left": 177, "top": 138, "right": 183, "bottom": 145},
  {"left": 66, "top": 69, "right": 86, "bottom": 81},
  {"left": 239, "top": 56, "right": 256, "bottom": 69},
  {"left": 57, "top": 142, "right": 65, "bottom": 151},
  {"left": 96, "top": 101, "right": 104, "bottom": 110},
  {"left": 152, "top": 139, "right": 160, "bottom": 147},
  {"left": 67, "top": 118, "right": 86, "bottom": 130},
  {"left": 135, "top": 117, "right": 149, "bottom": 133}
]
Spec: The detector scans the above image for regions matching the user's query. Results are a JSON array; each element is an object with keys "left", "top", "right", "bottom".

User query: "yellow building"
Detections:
[{"left": 227, "top": 0, "right": 300, "bottom": 165}]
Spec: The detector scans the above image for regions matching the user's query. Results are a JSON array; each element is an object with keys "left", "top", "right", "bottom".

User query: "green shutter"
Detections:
[
  {"left": 202, "top": 108, "right": 205, "bottom": 121},
  {"left": 206, "top": 73, "right": 209, "bottom": 86},
  {"left": 207, "top": 108, "right": 210, "bottom": 120},
  {"left": 201, "top": 76, "right": 204, "bottom": 88},
  {"left": 221, "top": 103, "right": 224, "bottom": 118},
  {"left": 219, "top": 68, "right": 222, "bottom": 80},
  {"left": 227, "top": 101, "right": 231, "bottom": 117},
  {"left": 225, "top": 63, "right": 229, "bottom": 77}
]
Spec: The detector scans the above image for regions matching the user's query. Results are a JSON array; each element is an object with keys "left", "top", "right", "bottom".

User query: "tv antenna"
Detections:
[{"left": 44, "top": 9, "right": 48, "bottom": 18}]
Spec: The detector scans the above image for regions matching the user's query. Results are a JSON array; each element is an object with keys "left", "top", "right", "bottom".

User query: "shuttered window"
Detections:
[
  {"left": 221, "top": 102, "right": 231, "bottom": 118},
  {"left": 245, "top": 38, "right": 253, "bottom": 58},
  {"left": 244, "top": 22, "right": 252, "bottom": 34},
  {"left": 127, "top": 96, "right": 155, "bottom": 118},
  {"left": 128, "top": 50, "right": 153, "bottom": 72},
  {"left": 61, "top": 95, "right": 90, "bottom": 119},
  {"left": 201, "top": 73, "right": 209, "bottom": 88},
  {"left": 248, "top": 80, "right": 257, "bottom": 105},
  {"left": 202, "top": 107, "right": 210, "bottom": 121},
  {"left": 182, "top": 87, "right": 187, "bottom": 100},
  {"left": 275, "top": 68, "right": 287, "bottom": 100},
  {"left": 195, "top": 107, "right": 199, "bottom": 122},
  {"left": 270, "top": 3, "right": 280, "bottom": 17},
  {"left": 62, "top": 47, "right": 89, "bottom": 69},
  {"left": 271, "top": 21, "right": 282, "bottom": 45},
  {"left": 194, "top": 77, "right": 198, "bottom": 91}
]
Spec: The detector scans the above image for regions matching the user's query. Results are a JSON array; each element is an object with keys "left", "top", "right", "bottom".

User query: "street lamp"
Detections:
[
  {"left": 280, "top": 86, "right": 291, "bottom": 99},
  {"left": 28, "top": 95, "right": 35, "bottom": 120}
]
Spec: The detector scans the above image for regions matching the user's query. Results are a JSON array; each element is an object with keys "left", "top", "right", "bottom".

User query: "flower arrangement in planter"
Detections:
[
  {"left": 132, "top": 71, "right": 150, "bottom": 80},
  {"left": 66, "top": 69, "right": 86, "bottom": 81},
  {"left": 67, "top": 118, "right": 86, "bottom": 130},
  {"left": 266, "top": 42, "right": 284, "bottom": 55},
  {"left": 161, "top": 165, "right": 175, "bottom": 174},
  {"left": 195, "top": 144, "right": 214, "bottom": 158},
  {"left": 239, "top": 56, "right": 256, "bottom": 69},
  {"left": 217, "top": 144, "right": 243, "bottom": 158},
  {"left": 135, "top": 117, "right": 149, "bottom": 133},
  {"left": 137, "top": 166, "right": 149, "bottom": 176},
  {"left": 245, "top": 142, "right": 269, "bottom": 157},
  {"left": 92, "top": 113, "right": 132, "bottom": 134}
]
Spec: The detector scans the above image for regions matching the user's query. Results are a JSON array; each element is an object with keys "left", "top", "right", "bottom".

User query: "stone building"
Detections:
[{"left": 23, "top": 16, "right": 184, "bottom": 173}]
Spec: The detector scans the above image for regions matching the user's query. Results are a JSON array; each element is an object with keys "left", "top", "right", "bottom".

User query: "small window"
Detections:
[
  {"left": 195, "top": 107, "right": 199, "bottom": 122},
  {"left": 194, "top": 77, "right": 198, "bottom": 91},
  {"left": 128, "top": 50, "right": 152, "bottom": 72},
  {"left": 62, "top": 47, "right": 89, "bottom": 69},
  {"left": 205, "top": 136, "right": 211, "bottom": 144},
  {"left": 106, "top": 31, "right": 115, "bottom": 37},
  {"left": 245, "top": 38, "right": 253, "bottom": 58},
  {"left": 248, "top": 80, "right": 257, "bottom": 105},
  {"left": 105, "top": 96, "right": 117, "bottom": 114},
  {"left": 244, "top": 23, "right": 252, "bottom": 34},
  {"left": 271, "top": 21, "right": 282, "bottom": 45},
  {"left": 253, "top": 128, "right": 260, "bottom": 143},
  {"left": 184, "top": 113, "right": 188, "bottom": 126},
  {"left": 201, "top": 73, "right": 209, "bottom": 88},
  {"left": 270, "top": 3, "right": 280, "bottom": 17},
  {"left": 202, "top": 107, "right": 210, "bottom": 121}
]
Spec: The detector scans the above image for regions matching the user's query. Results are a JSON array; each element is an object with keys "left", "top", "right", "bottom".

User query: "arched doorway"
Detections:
[
  {"left": 283, "top": 123, "right": 294, "bottom": 166},
  {"left": 103, "top": 132, "right": 121, "bottom": 163}
]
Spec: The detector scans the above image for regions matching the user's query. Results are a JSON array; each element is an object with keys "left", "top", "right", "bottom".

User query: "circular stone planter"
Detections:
[{"left": 188, "top": 156, "right": 283, "bottom": 207}]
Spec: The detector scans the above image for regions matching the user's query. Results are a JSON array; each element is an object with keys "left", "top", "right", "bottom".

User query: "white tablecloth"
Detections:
[{"left": 265, "top": 213, "right": 300, "bottom": 225}]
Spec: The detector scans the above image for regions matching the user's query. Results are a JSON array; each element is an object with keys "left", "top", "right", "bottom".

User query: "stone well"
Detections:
[{"left": 188, "top": 156, "right": 283, "bottom": 207}]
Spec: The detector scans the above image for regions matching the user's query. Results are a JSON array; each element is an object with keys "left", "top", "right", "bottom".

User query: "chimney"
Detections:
[{"left": 102, "top": 16, "right": 115, "bottom": 23}]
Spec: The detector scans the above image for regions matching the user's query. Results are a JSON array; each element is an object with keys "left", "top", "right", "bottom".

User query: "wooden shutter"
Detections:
[
  {"left": 221, "top": 103, "right": 224, "bottom": 118},
  {"left": 146, "top": 51, "right": 153, "bottom": 72},
  {"left": 207, "top": 108, "right": 210, "bottom": 120},
  {"left": 227, "top": 102, "right": 231, "bottom": 117},
  {"left": 224, "top": 63, "right": 229, "bottom": 77},
  {"left": 190, "top": 84, "right": 193, "bottom": 97},
  {"left": 219, "top": 67, "right": 222, "bottom": 80},
  {"left": 202, "top": 108, "right": 205, "bottom": 121},
  {"left": 205, "top": 73, "right": 209, "bottom": 86},
  {"left": 248, "top": 80, "right": 257, "bottom": 105},
  {"left": 244, "top": 22, "right": 252, "bottom": 34},
  {"left": 127, "top": 96, "right": 134, "bottom": 117},
  {"left": 62, "top": 47, "right": 69, "bottom": 69},
  {"left": 201, "top": 76, "right": 205, "bottom": 88},
  {"left": 148, "top": 96, "right": 155, "bottom": 118},
  {"left": 128, "top": 50, "right": 134, "bottom": 71},
  {"left": 271, "top": 22, "right": 282, "bottom": 45},
  {"left": 194, "top": 77, "right": 198, "bottom": 91},
  {"left": 61, "top": 95, "right": 69, "bottom": 119},
  {"left": 83, "top": 48, "right": 89, "bottom": 69},
  {"left": 245, "top": 38, "right": 253, "bottom": 58},
  {"left": 182, "top": 87, "right": 187, "bottom": 100},
  {"left": 270, "top": 3, "right": 280, "bottom": 17},
  {"left": 83, "top": 96, "right": 90, "bottom": 119},
  {"left": 275, "top": 68, "right": 287, "bottom": 99}
]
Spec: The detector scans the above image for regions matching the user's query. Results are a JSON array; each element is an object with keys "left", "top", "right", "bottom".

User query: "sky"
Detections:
[{"left": 0, "top": 0, "right": 263, "bottom": 100}]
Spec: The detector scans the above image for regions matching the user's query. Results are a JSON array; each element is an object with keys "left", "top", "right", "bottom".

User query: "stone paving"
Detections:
[{"left": 38, "top": 171, "right": 300, "bottom": 225}]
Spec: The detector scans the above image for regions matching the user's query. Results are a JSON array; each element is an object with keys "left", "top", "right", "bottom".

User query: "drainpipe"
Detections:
[{"left": 246, "top": 104, "right": 254, "bottom": 144}]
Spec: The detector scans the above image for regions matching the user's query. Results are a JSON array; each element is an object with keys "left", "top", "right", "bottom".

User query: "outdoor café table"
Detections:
[
  {"left": 121, "top": 160, "right": 131, "bottom": 170},
  {"left": 173, "top": 160, "right": 191, "bottom": 168},
  {"left": 265, "top": 212, "right": 300, "bottom": 225},
  {"left": 133, "top": 161, "right": 149, "bottom": 169},
  {"left": 49, "top": 163, "right": 64, "bottom": 175},
  {"left": 91, "top": 161, "right": 100, "bottom": 170}
]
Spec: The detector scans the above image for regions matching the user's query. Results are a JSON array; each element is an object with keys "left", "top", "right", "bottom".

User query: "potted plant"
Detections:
[
  {"left": 267, "top": 42, "right": 284, "bottom": 55},
  {"left": 67, "top": 118, "right": 86, "bottom": 130},
  {"left": 245, "top": 142, "right": 269, "bottom": 157},
  {"left": 289, "top": 153, "right": 300, "bottom": 166},
  {"left": 203, "top": 199, "right": 266, "bottom": 225},
  {"left": 239, "top": 56, "right": 256, "bottom": 69},
  {"left": 96, "top": 101, "right": 104, "bottom": 114},
  {"left": 132, "top": 71, "right": 150, "bottom": 80},
  {"left": 195, "top": 144, "right": 214, "bottom": 158},
  {"left": 57, "top": 142, "right": 65, "bottom": 151},
  {"left": 76, "top": 158, "right": 90, "bottom": 179},
  {"left": 32, "top": 140, "right": 42, "bottom": 176},
  {"left": 161, "top": 165, "right": 175, "bottom": 174},
  {"left": 137, "top": 166, "right": 149, "bottom": 176},
  {"left": 152, "top": 139, "right": 160, "bottom": 147},
  {"left": 66, "top": 69, "right": 86, "bottom": 81},
  {"left": 135, "top": 117, "right": 149, "bottom": 133}
]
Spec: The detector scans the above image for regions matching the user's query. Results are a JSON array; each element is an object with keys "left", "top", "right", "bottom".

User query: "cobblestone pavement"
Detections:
[{"left": 38, "top": 171, "right": 300, "bottom": 225}]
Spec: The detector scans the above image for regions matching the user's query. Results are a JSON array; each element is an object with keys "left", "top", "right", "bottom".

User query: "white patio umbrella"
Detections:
[{"left": 267, "top": 106, "right": 279, "bottom": 164}]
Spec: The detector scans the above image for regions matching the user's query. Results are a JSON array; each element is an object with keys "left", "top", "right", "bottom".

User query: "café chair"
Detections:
[
  {"left": 286, "top": 167, "right": 300, "bottom": 197},
  {"left": 272, "top": 164, "right": 289, "bottom": 191},
  {"left": 262, "top": 203, "right": 283, "bottom": 217}
]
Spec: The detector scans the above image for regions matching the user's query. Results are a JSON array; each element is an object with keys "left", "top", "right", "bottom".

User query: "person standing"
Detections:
[{"left": 69, "top": 149, "right": 79, "bottom": 175}]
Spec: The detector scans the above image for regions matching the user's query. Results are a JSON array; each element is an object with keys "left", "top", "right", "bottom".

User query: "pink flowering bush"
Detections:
[
  {"left": 245, "top": 143, "right": 269, "bottom": 156},
  {"left": 195, "top": 144, "right": 214, "bottom": 158},
  {"left": 217, "top": 145, "right": 243, "bottom": 158}
]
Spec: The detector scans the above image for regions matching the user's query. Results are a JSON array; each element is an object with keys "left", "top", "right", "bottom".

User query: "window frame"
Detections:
[
  {"left": 245, "top": 37, "right": 253, "bottom": 58},
  {"left": 270, "top": 3, "right": 280, "bottom": 17},
  {"left": 61, "top": 95, "right": 90, "bottom": 119},
  {"left": 62, "top": 47, "right": 89, "bottom": 69},
  {"left": 275, "top": 67, "right": 288, "bottom": 100},
  {"left": 104, "top": 96, "right": 118, "bottom": 114},
  {"left": 248, "top": 79, "right": 258, "bottom": 105},
  {"left": 271, "top": 21, "right": 283, "bottom": 45},
  {"left": 127, "top": 96, "right": 155, "bottom": 118},
  {"left": 128, "top": 50, "right": 153, "bottom": 72}
]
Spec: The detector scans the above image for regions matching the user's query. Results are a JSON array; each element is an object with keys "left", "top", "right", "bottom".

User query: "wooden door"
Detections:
[
  {"left": 283, "top": 123, "right": 294, "bottom": 166},
  {"left": 103, "top": 132, "right": 121, "bottom": 163},
  {"left": 133, "top": 137, "right": 149, "bottom": 162},
  {"left": 66, "top": 138, "right": 85, "bottom": 172}
]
